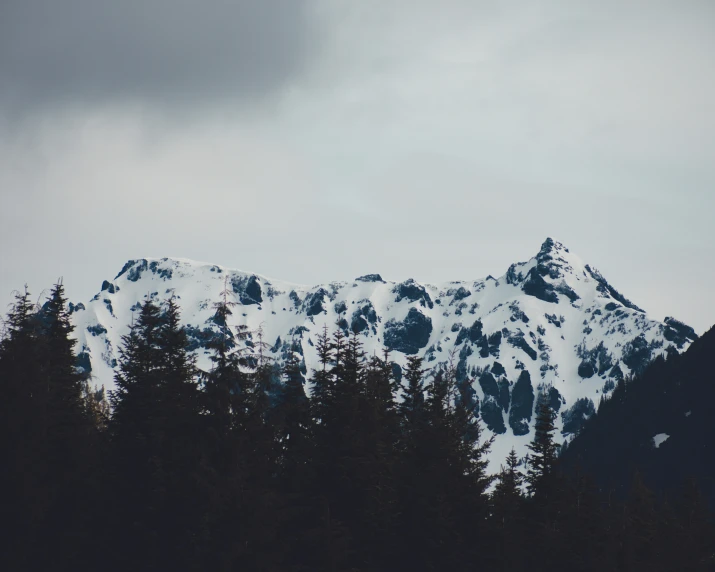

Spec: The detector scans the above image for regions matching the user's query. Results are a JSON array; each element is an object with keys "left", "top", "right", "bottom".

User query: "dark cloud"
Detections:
[{"left": 0, "top": 0, "right": 318, "bottom": 114}]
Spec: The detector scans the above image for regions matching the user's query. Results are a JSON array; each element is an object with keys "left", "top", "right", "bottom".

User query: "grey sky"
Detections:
[{"left": 1, "top": 0, "right": 714, "bottom": 334}]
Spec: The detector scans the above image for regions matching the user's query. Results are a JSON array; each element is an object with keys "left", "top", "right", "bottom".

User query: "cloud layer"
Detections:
[{"left": 0, "top": 0, "right": 317, "bottom": 115}]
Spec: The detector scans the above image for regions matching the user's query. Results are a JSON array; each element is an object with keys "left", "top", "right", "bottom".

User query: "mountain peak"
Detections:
[
  {"left": 503, "top": 238, "right": 586, "bottom": 304},
  {"left": 537, "top": 237, "right": 571, "bottom": 259}
]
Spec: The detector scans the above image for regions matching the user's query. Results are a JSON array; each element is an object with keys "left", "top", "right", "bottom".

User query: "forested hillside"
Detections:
[
  {"left": 1, "top": 283, "right": 713, "bottom": 571},
  {"left": 562, "top": 325, "right": 715, "bottom": 509}
]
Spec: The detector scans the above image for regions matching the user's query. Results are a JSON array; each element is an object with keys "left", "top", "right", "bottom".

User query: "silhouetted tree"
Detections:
[{"left": 526, "top": 393, "right": 559, "bottom": 497}]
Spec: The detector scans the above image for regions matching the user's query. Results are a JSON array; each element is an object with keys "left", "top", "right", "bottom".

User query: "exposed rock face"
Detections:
[{"left": 384, "top": 308, "right": 433, "bottom": 355}]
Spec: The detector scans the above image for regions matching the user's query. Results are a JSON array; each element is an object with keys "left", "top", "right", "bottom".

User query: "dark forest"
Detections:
[{"left": 1, "top": 282, "right": 713, "bottom": 572}]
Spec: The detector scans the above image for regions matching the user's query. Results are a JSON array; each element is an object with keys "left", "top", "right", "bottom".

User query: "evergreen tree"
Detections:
[
  {"left": 0, "top": 288, "right": 47, "bottom": 570},
  {"left": 521, "top": 393, "right": 565, "bottom": 571},
  {"left": 158, "top": 297, "right": 201, "bottom": 418},
  {"left": 400, "top": 354, "right": 426, "bottom": 428},
  {"left": 356, "top": 348, "right": 400, "bottom": 569},
  {"left": 41, "top": 281, "right": 86, "bottom": 425},
  {"left": 491, "top": 448, "right": 527, "bottom": 572},
  {"left": 493, "top": 447, "right": 524, "bottom": 523},
  {"left": 674, "top": 478, "right": 715, "bottom": 571},
  {"left": 222, "top": 325, "right": 286, "bottom": 571},
  {"left": 154, "top": 298, "right": 208, "bottom": 567},
  {"left": 272, "top": 343, "right": 323, "bottom": 571},
  {"left": 620, "top": 473, "right": 660, "bottom": 570},
  {"left": 201, "top": 287, "right": 260, "bottom": 570},
  {"left": 526, "top": 393, "right": 559, "bottom": 497},
  {"left": 39, "top": 282, "right": 101, "bottom": 568},
  {"left": 275, "top": 343, "right": 313, "bottom": 484},
  {"left": 310, "top": 325, "right": 334, "bottom": 426},
  {"left": 109, "top": 298, "right": 208, "bottom": 571},
  {"left": 0, "top": 284, "right": 104, "bottom": 570},
  {"left": 203, "top": 280, "right": 250, "bottom": 440},
  {"left": 108, "top": 299, "right": 166, "bottom": 570},
  {"left": 396, "top": 359, "right": 493, "bottom": 571}
]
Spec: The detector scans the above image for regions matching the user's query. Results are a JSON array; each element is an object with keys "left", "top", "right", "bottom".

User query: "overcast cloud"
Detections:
[
  {"left": 0, "top": 0, "right": 317, "bottom": 115},
  {"left": 1, "top": 0, "right": 714, "bottom": 333}
]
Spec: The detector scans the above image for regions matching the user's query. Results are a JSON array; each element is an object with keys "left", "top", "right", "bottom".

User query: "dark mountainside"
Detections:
[{"left": 562, "top": 325, "right": 715, "bottom": 508}]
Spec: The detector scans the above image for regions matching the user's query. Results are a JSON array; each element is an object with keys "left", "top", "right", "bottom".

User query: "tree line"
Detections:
[{"left": 0, "top": 283, "right": 713, "bottom": 571}]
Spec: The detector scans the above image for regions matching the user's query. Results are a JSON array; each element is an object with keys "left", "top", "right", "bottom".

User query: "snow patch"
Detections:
[{"left": 652, "top": 433, "right": 670, "bottom": 448}]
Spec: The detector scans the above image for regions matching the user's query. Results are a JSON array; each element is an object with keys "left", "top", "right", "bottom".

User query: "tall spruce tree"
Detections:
[
  {"left": 400, "top": 354, "right": 426, "bottom": 428},
  {"left": 396, "top": 360, "right": 493, "bottom": 571},
  {"left": 42, "top": 282, "right": 86, "bottom": 427},
  {"left": 109, "top": 298, "right": 208, "bottom": 571},
  {"left": 526, "top": 393, "right": 559, "bottom": 497},
  {"left": 272, "top": 343, "right": 323, "bottom": 571},
  {"left": 154, "top": 298, "right": 208, "bottom": 567},
  {"left": 39, "top": 282, "right": 100, "bottom": 568},
  {"left": 1, "top": 284, "right": 103, "bottom": 570},
  {"left": 0, "top": 288, "right": 47, "bottom": 570},
  {"left": 108, "top": 298, "right": 168, "bottom": 570},
  {"left": 275, "top": 343, "right": 313, "bottom": 484},
  {"left": 310, "top": 325, "right": 334, "bottom": 426},
  {"left": 493, "top": 447, "right": 524, "bottom": 524},
  {"left": 308, "top": 325, "right": 354, "bottom": 570},
  {"left": 491, "top": 448, "right": 526, "bottom": 572},
  {"left": 201, "top": 286, "right": 262, "bottom": 570},
  {"left": 355, "top": 347, "right": 400, "bottom": 570}
]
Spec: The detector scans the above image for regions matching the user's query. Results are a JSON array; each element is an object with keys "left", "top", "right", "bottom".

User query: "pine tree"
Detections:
[
  {"left": 41, "top": 281, "right": 86, "bottom": 428},
  {"left": 620, "top": 473, "right": 660, "bottom": 570},
  {"left": 110, "top": 299, "right": 164, "bottom": 444},
  {"left": 674, "top": 478, "right": 715, "bottom": 571},
  {"left": 0, "top": 287, "right": 43, "bottom": 439},
  {"left": 154, "top": 298, "right": 209, "bottom": 567},
  {"left": 0, "top": 287, "right": 44, "bottom": 433},
  {"left": 39, "top": 282, "right": 101, "bottom": 568},
  {"left": 526, "top": 393, "right": 559, "bottom": 497},
  {"left": 0, "top": 284, "right": 103, "bottom": 570},
  {"left": 0, "top": 287, "right": 47, "bottom": 570},
  {"left": 447, "top": 364, "right": 494, "bottom": 566},
  {"left": 356, "top": 348, "right": 400, "bottom": 569},
  {"left": 158, "top": 297, "right": 200, "bottom": 420},
  {"left": 493, "top": 447, "right": 524, "bottom": 524},
  {"left": 275, "top": 343, "right": 313, "bottom": 483},
  {"left": 272, "top": 343, "right": 323, "bottom": 571},
  {"left": 109, "top": 298, "right": 208, "bottom": 570},
  {"left": 310, "top": 325, "right": 334, "bottom": 425},
  {"left": 401, "top": 354, "right": 426, "bottom": 428},
  {"left": 220, "top": 323, "right": 285, "bottom": 571},
  {"left": 203, "top": 280, "right": 250, "bottom": 440},
  {"left": 396, "top": 359, "right": 493, "bottom": 571},
  {"left": 201, "top": 286, "right": 260, "bottom": 570},
  {"left": 491, "top": 448, "right": 526, "bottom": 572},
  {"left": 108, "top": 298, "right": 167, "bottom": 570}
]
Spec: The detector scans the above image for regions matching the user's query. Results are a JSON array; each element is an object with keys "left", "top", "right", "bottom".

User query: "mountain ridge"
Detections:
[{"left": 70, "top": 238, "right": 698, "bottom": 470}]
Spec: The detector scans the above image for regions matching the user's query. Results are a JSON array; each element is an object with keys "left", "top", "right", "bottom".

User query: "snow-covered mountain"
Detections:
[{"left": 70, "top": 238, "right": 698, "bottom": 468}]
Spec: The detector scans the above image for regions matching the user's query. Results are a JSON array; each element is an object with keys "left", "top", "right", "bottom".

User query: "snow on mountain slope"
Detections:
[{"left": 70, "top": 238, "right": 698, "bottom": 469}]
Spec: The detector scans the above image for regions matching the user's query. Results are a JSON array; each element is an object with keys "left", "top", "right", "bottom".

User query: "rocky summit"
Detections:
[{"left": 70, "top": 238, "right": 698, "bottom": 468}]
